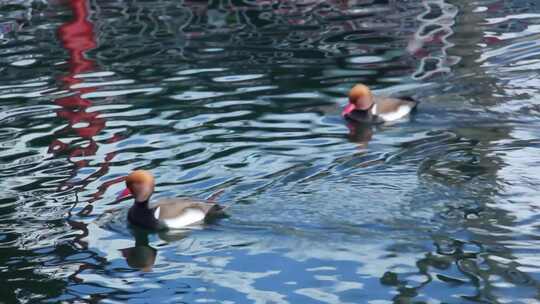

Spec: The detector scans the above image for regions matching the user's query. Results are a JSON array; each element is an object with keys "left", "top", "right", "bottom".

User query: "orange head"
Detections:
[
  {"left": 119, "top": 170, "right": 155, "bottom": 203},
  {"left": 342, "top": 84, "right": 374, "bottom": 116}
]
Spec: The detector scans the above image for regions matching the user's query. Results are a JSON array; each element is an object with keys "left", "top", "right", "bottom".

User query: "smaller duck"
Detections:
[
  {"left": 342, "top": 84, "right": 418, "bottom": 123},
  {"left": 118, "top": 170, "right": 226, "bottom": 230}
]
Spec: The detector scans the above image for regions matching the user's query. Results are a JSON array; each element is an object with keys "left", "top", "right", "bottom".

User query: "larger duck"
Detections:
[
  {"left": 118, "top": 170, "right": 226, "bottom": 230},
  {"left": 342, "top": 84, "right": 417, "bottom": 123}
]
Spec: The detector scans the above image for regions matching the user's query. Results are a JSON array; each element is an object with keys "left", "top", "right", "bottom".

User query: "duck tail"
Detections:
[
  {"left": 216, "top": 204, "right": 232, "bottom": 212},
  {"left": 206, "top": 189, "right": 232, "bottom": 214},
  {"left": 208, "top": 202, "right": 231, "bottom": 219}
]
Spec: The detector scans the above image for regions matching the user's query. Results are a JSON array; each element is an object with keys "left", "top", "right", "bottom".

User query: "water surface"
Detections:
[{"left": 1, "top": 0, "right": 540, "bottom": 303}]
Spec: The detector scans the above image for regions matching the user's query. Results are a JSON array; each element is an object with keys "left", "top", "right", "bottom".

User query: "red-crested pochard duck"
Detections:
[
  {"left": 342, "top": 84, "right": 418, "bottom": 123},
  {"left": 118, "top": 170, "right": 226, "bottom": 230}
]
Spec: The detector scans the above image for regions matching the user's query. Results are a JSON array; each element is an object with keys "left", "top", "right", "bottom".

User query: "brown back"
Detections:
[
  {"left": 151, "top": 198, "right": 220, "bottom": 220},
  {"left": 373, "top": 96, "right": 417, "bottom": 115}
]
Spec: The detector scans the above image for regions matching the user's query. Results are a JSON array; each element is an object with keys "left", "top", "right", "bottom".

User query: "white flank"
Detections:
[
  {"left": 371, "top": 104, "right": 378, "bottom": 116},
  {"left": 377, "top": 105, "right": 412, "bottom": 122},
  {"left": 154, "top": 207, "right": 161, "bottom": 219},
  {"left": 162, "top": 208, "right": 206, "bottom": 229}
]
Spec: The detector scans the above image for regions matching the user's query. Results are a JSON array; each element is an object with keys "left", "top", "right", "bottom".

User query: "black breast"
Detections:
[
  {"left": 346, "top": 110, "right": 375, "bottom": 123},
  {"left": 128, "top": 203, "right": 162, "bottom": 230}
]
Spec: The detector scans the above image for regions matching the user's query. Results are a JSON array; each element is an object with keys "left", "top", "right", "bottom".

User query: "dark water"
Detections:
[{"left": 1, "top": 0, "right": 540, "bottom": 303}]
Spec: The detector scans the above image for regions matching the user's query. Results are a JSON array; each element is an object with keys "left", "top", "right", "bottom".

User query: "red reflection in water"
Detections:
[
  {"left": 52, "top": 0, "right": 123, "bottom": 207},
  {"left": 52, "top": 0, "right": 101, "bottom": 153}
]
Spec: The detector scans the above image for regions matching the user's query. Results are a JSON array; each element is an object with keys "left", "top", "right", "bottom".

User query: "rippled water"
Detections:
[{"left": 1, "top": 0, "right": 540, "bottom": 303}]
